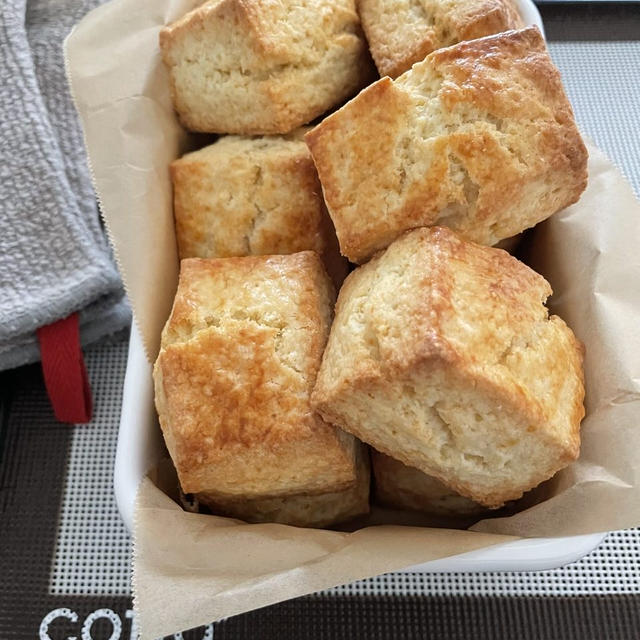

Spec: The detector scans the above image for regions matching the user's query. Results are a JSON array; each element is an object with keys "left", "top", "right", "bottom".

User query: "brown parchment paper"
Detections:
[{"left": 65, "top": 1, "right": 640, "bottom": 637}]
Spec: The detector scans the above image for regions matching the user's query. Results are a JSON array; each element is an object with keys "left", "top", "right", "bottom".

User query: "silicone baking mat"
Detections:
[{"left": 1, "top": 5, "right": 639, "bottom": 639}]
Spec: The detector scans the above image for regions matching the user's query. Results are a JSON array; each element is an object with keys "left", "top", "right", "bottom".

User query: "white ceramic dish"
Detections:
[
  {"left": 515, "top": 0, "right": 546, "bottom": 37},
  {"left": 114, "top": 0, "right": 606, "bottom": 571}
]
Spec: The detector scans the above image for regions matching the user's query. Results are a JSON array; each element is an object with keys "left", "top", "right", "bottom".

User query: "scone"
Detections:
[
  {"left": 358, "top": 0, "right": 522, "bottom": 78},
  {"left": 171, "top": 131, "right": 347, "bottom": 285},
  {"left": 312, "top": 227, "right": 585, "bottom": 508},
  {"left": 306, "top": 27, "right": 588, "bottom": 263},
  {"left": 199, "top": 445, "right": 370, "bottom": 528},
  {"left": 372, "top": 451, "right": 485, "bottom": 517},
  {"left": 159, "top": 0, "right": 374, "bottom": 134},
  {"left": 154, "top": 252, "right": 362, "bottom": 500}
]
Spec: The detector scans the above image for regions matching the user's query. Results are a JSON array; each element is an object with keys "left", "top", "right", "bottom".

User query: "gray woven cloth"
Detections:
[{"left": 0, "top": 0, "right": 130, "bottom": 371}]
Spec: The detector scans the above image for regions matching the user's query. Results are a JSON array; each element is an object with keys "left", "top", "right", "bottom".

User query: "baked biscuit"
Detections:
[
  {"left": 312, "top": 227, "right": 585, "bottom": 508},
  {"left": 154, "top": 252, "right": 361, "bottom": 500},
  {"left": 373, "top": 451, "right": 485, "bottom": 517},
  {"left": 160, "top": 0, "right": 374, "bottom": 134},
  {"left": 171, "top": 131, "right": 346, "bottom": 285},
  {"left": 358, "top": 0, "right": 522, "bottom": 78},
  {"left": 306, "top": 27, "right": 588, "bottom": 263},
  {"left": 199, "top": 445, "right": 370, "bottom": 527}
]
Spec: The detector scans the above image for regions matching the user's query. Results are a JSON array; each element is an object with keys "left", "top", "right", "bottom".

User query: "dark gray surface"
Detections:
[{"left": 2, "top": 338, "right": 640, "bottom": 640}]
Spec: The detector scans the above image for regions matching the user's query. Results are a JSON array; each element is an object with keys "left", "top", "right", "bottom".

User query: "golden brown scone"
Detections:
[
  {"left": 312, "top": 227, "right": 585, "bottom": 508},
  {"left": 198, "top": 445, "right": 370, "bottom": 528},
  {"left": 358, "top": 0, "right": 523, "bottom": 79},
  {"left": 306, "top": 27, "right": 588, "bottom": 264},
  {"left": 372, "top": 451, "right": 486, "bottom": 517},
  {"left": 154, "top": 252, "right": 362, "bottom": 501},
  {"left": 159, "top": 0, "right": 375, "bottom": 134},
  {"left": 171, "top": 131, "right": 347, "bottom": 286}
]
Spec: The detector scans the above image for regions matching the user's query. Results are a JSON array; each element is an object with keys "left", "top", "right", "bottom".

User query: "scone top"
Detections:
[
  {"left": 312, "top": 227, "right": 585, "bottom": 508},
  {"left": 306, "top": 26, "right": 588, "bottom": 264},
  {"left": 159, "top": 0, "right": 374, "bottom": 134},
  {"left": 154, "top": 252, "right": 360, "bottom": 500}
]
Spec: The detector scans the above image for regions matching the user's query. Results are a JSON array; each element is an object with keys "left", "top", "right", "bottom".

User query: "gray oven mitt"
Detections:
[{"left": 0, "top": 0, "right": 130, "bottom": 371}]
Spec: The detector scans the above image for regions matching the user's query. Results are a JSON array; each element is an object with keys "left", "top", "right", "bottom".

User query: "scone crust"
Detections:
[
  {"left": 160, "top": 0, "right": 375, "bottom": 134},
  {"left": 154, "top": 252, "right": 359, "bottom": 499},
  {"left": 372, "top": 451, "right": 485, "bottom": 517},
  {"left": 198, "top": 444, "right": 371, "bottom": 527},
  {"left": 358, "top": 0, "right": 523, "bottom": 78},
  {"left": 312, "top": 227, "right": 585, "bottom": 507},
  {"left": 306, "top": 26, "right": 588, "bottom": 263},
  {"left": 170, "top": 131, "right": 346, "bottom": 284}
]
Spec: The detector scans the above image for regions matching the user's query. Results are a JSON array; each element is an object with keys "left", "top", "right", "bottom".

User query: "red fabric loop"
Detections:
[{"left": 37, "top": 313, "right": 93, "bottom": 424}]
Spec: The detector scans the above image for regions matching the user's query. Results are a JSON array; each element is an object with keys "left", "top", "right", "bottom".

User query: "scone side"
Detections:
[
  {"left": 169, "top": 156, "right": 216, "bottom": 260},
  {"left": 357, "top": 0, "right": 438, "bottom": 79},
  {"left": 372, "top": 451, "right": 487, "bottom": 517},
  {"left": 260, "top": 0, "right": 376, "bottom": 131},
  {"left": 425, "top": 26, "right": 588, "bottom": 206},
  {"left": 314, "top": 356, "right": 577, "bottom": 507},
  {"left": 543, "top": 314, "right": 586, "bottom": 461},
  {"left": 454, "top": 0, "right": 524, "bottom": 43},
  {"left": 159, "top": 0, "right": 278, "bottom": 134},
  {"left": 198, "top": 442, "right": 370, "bottom": 527},
  {"left": 400, "top": 26, "right": 588, "bottom": 246},
  {"left": 170, "top": 138, "right": 347, "bottom": 281}
]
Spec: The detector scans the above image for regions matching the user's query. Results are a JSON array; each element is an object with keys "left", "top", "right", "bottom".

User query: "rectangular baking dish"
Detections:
[{"left": 113, "top": 0, "right": 606, "bottom": 574}]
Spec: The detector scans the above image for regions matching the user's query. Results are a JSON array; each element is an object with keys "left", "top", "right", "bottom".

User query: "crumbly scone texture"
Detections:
[
  {"left": 159, "top": 0, "right": 375, "bottom": 134},
  {"left": 171, "top": 130, "right": 347, "bottom": 285},
  {"left": 154, "top": 252, "right": 360, "bottom": 499},
  {"left": 312, "top": 227, "right": 585, "bottom": 508},
  {"left": 372, "top": 451, "right": 486, "bottom": 517},
  {"left": 358, "top": 0, "right": 523, "bottom": 78},
  {"left": 306, "top": 27, "right": 588, "bottom": 263},
  {"left": 198, "top": 443, "right": 370, "bottom": 527}
]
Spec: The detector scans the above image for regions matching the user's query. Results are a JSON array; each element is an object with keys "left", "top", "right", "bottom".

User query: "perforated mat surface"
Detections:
[{"left": 1, "top": 5, "right": 639, "bottom": 639}]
